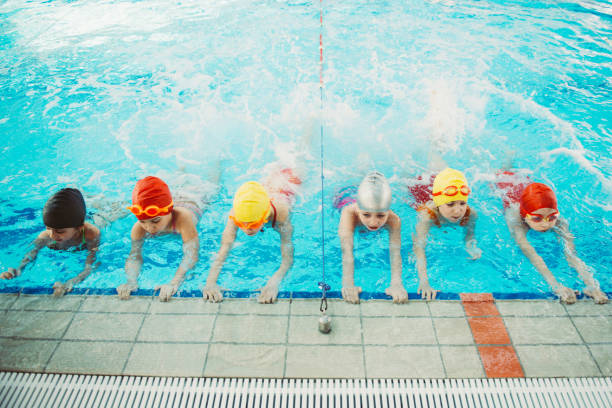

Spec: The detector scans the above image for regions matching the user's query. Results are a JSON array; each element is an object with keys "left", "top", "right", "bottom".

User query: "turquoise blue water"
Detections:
[{"left": 0, "top": 0, "right": 610, "bottom": 297}]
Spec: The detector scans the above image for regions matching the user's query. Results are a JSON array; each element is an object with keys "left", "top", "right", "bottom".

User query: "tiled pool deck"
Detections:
[{"left": 0, "top": 294, "right": 610, "bottom": 379}]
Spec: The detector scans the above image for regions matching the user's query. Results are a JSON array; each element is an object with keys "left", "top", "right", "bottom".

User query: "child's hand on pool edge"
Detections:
[
  {"left": 257, "top": 283, "right": 279, "bottom": 304},
  {"left": 584, "top": 286, "right": 609, "bottom": 304},
  {"left": 554, "top": 285, "right": 578, "bottom": 304},
  {"left": 385, "top": 283, "right": 408, "bottom": 304},
  {"left": 53, "top": 281, "right": 72, "bottom": 297},
  {"left": 155, "top": 283, "right": 178, "bottom": 302},
  {"left": 117, "top": 283, "right": 138, "bottom": 300},
  {"left": 202, "top": 284, "right": 223, "bottom": 302},
  {"left": 342, "top": 285, "right": 362, "bottom": 304},
  {"left": 418, "top": 281, "right": 439, "bottom": 300}
]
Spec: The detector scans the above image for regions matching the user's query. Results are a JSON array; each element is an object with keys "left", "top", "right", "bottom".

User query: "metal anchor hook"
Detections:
[{"left": 318, "top": 282, "right": 332, "bottom": 334}]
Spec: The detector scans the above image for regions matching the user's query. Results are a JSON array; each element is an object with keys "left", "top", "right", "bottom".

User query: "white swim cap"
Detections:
[{"left": 357, "top": 171, "right": 392, "bottom": 212}]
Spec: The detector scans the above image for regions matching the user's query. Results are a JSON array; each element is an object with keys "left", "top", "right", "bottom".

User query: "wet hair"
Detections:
[
  {"left": 357, "top": 171, "right": 392, "bottom": 212},
  {"left": 43, "top": 188, "right": 86, "bottom": 229}
]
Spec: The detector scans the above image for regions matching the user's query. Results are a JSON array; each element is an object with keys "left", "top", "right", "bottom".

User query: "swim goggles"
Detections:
[
  {"left": 432, "top": 185, "right": 470, "bottom": 197},
  {"left": 127, "top": 201, "right": 174, "bottom": 217},
  {"left": 229, "top": 213, "right": 268, "bottom": 230},
  {"left": 525, "top": 211, "right": 559, "bottom": 223}
]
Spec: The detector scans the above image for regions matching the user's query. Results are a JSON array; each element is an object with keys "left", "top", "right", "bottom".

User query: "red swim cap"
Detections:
[
  {"left": 519, "top": 183, "right": 557, "bottom": 218},
  {"left": 131, "top": 176, "right": 173, "bottom": 220}
]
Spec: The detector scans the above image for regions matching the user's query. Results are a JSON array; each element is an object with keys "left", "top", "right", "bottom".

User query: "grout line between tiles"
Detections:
[{"left": 120, "top": 300, "right": 151, "bottom": 374}]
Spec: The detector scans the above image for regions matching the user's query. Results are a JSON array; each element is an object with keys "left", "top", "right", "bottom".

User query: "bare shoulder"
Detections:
[
  {"left": 272, "top": 199, "right": 291, "bottom": 224},
  {"left": 84, "top": 222, "right": 100, "bottom": 241},
  {"left": 130, "top": 222, "right": 146, "bottom": 240},
  {"left": 387, "top": 210, "right": 401, "bottom": 229}
]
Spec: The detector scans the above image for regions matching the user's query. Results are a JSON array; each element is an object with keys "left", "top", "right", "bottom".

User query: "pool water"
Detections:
[{"left": 0, "top": 0, "right": 610, "bottom": 297}]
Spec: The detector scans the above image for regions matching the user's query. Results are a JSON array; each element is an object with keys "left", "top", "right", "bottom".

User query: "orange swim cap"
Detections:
[
  {"left": 131, "top": 176, "right": 173, "bottom": 220},
  {"left": 519, "top": 183, "right": 557, "bottom": 218}
]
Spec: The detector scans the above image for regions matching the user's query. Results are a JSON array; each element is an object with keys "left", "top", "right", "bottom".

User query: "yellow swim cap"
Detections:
[
  {"left": 432, "top": 168, "right": 470, "bottom": 207},
  {"left": 233, "top": 181, "right": 271, "bottom": 222}
]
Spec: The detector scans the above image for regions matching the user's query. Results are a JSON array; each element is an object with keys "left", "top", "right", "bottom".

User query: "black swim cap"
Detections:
[{"left": 43, "top": 188, "right": 86, "bottom": 229}]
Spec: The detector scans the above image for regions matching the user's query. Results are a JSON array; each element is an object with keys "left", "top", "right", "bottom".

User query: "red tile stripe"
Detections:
[{"left": 460, "top": 293, "right": 525, "bottom": 378}]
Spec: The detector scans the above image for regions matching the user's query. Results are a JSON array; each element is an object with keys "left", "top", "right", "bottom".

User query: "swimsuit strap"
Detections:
[
  {"left": 270, "top": 201, "right": 277, "bottom": 228},
  {"left": 417, "top": 204, "right": 441, "bottom": 227}
]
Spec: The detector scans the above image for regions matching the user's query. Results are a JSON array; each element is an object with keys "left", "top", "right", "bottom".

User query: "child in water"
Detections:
[
  {"left": 203, "top": 164, "right": 303, "bottom": 304},
  {"left": 1, "top": 188, "right": 120, "bottom": 296},
  {"left": 410, "top": 168, "right": 481, "bottom": 300},
  {"left": 334, "top": 171, "right": 407, "bottom": 304},
  {"left": 497, "top": 170, "right": 608, "bottom": 304},
  {"left": 117, "top": 173, "right": 214, "bottom": 302}
]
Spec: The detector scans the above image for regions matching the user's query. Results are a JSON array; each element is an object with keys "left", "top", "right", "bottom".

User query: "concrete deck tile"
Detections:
[
  {"left": 440, "top": 346, "right": 485, "bottom": 378},
  {"left": 0, "top": 294, "right": 19, "bottom": 310},
  {"left": 361, "top": 317, "right": 436, "bottom": 345},
  {"left": 467, "top": 317, "right": 510, "bottom": 345},
  {"left": 46, "top": 341, "right": 132, "bottom": 375},
  {"left": 288, "top": 316, "right": 362, "bottom": 345},
  {"left": 80, "top": 295, "right": 151, "bottom": 313},
  {"left": 364, "top": 346, "right": 445, "bottom": 378},
  {"left": 212, "top": 315, "right": 287, "bottom": 344},
  {"left": 290, "top": 299, "right": 360, "bottom": 316},
  {"left": 504, "top": 317, "right": 582, "bottom": 345},
  {"left": 570, "top": 316, "right": 612, "bottom": 343},
  {"left": 285, "top": 346, "right": 364, "bottom": 378},
  {"left": 0, "top": 338, "right": 58, "bottom": 372},
  {"left": 496, "top": 300, "right": 566, "bottom": 317},
  {"left": 137, "top": 314, "right": 215, "bottom": 342},
  {"left": 433, "top": 318, "right": 474, "bottom": 345},
  {"left": 0, "top": 311, "right": 74, "bottom": 339},
  {"left": 565, "top": 301, "right": 612, "bottom": 316},
  {"left": 149, "top": 298, "right": 219, "bottom": 314},
  {"left": 64, "top": 313, "right": 143, "bottom": 341},
  {"left": 478, "top": 346, "right": 524, "bottom": 378},
  {"left": 204, "top": 344, "right": 285, "bottom": 378},
  {"left": 219, "top": 299, "right": 290, "bottom": 315},
  {"left": 11, "top": 294, "right": 83, "bottom": 312},
  {"left": 515, "top": 345, "right": 601, "bottom": 377},
  {"left": 588, "top": 345, "right": 612, "bottom": 376},
  {"left": 361, "top": 300, "right": 429, "bottom": 317},
  {"left": 428, "top": 301, "right": 465, "bottom": 317},
  {"left": 125, "top": 343, "right": 208, "bottom": 377}
]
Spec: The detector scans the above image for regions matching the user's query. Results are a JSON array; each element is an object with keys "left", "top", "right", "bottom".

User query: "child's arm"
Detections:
[
  {"left": 203, "top": 218, "right": 237, "bottom": 302},
  {"left": 156, "top": 214, "right": 200, "bottom": 302},
  {"left": 117, "top": 224, "right": 145, "bottom": 300},
  {"left": 556, "top": 219, "right": 608, "bottom": 304},
  {"left": 505, "top": 210, "right": 577, "bottom": 303},
  {"left": 413, "top": 211, "right": 438, "bottom": 300},
  {"left": 1, "top": 232, "right": 49, "bottom": 279},
  {"left": 53, "top": 225, "right": 100, "bottom": 297},
  {"left": 258, "top": 220, "right": 294, "bottom": 304},
  {"left": 464, "top": 209, "right": 482, "bottom": 260},
  {"left": 385, "top": 212, "right": 408, "bottom": 303},
  {"left": 339, "top": 206, "right": 360, "bottom": 303}
]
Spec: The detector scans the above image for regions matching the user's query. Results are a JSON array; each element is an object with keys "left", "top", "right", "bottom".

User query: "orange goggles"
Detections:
[
  {"left": 229, "top": 214, "right": 268, "bottom": 230},
  {"left": 127, "top": 201, "right": 174, "bottom": 217},
  {"left": 432, "top": 185, "right": 470, "bottom": 197},
  {"left": 525, "top": 211, "right": 559, "bottom": 223}
]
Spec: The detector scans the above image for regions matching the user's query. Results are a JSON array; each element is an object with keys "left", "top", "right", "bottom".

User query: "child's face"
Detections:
[
  {"left": 242, "top": 225, "right": 263, "bottom": 236},
  {"left": 524, "top": 207, "right": 558, "bottom": 232},
  {"left": 438, "top": 200, "right": 468, "bottom": 223},
  {"left": 46, "top": 226, "right": 81, "bottom": 242},
  {"left": 357, "top": 209, "right": 389, "bottom": 231},
  {"left": 139, "top": 213, "right": 172, "bottom": 235}
]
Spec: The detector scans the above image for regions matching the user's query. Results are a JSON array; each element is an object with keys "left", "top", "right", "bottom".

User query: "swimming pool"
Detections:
[{"left": 0, "top": 0, "right": 610, "bottom": 299}]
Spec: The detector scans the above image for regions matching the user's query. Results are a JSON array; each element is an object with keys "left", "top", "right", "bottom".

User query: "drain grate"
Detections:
[{"left": 1, "top": 372, "right": 611, "bottom": 408}]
